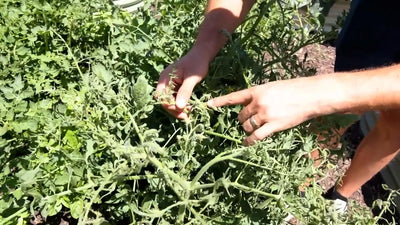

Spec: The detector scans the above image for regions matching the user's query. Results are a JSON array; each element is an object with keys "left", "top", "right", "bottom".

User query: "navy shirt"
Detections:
[{"left": 335, "top": 0, "right": 400, "bottom": 72}]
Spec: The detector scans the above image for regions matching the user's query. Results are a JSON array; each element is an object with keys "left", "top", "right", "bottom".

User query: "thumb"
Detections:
[{"left": 176, "top": 76, "right": 200, "bottom": 110}]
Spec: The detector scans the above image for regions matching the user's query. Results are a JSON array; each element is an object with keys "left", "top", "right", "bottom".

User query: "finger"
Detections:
[
  {"left": 238, "top": 104, "right": 256, "bottom": 123},
  {"left": 176, "top": 76, "right": 201, "bottom": 110},
  {"left": 207, "top": 89, "right": 252, "bottom": 108},
  {"left": 155, "top": 67, "right": 173, "bottom": 97},
  {"left": 163, "top": 103, "right": 190, "bottom": 120},
  {"left": 242, "top": 114, "right": 262, "bottom": 133},
  {"left": 244, "top": 122, "right": 281, "bottom": 146},
  {"left": 175, "top": 111, "right": 189, "bottom": 120},
  {"left": 163, "top": 105, "right": 189, "bottom": 120}
]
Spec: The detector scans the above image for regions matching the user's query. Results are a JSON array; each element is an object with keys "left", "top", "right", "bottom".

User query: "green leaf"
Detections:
[
  {"left": 70, "top": 198, "right": 84, "bottom": 219},
  {"left": 85, "top": 139, "right": 95, "bottom": 164},
  {"left": 16, "top": 167, "right": 39, "bottom": 184},
  {"left": 63, "top": 130, "right": 80, "bottom": 149},
  {"left": 93, "top": 63, "right": 113, "bottom": 84},
  {"left": 12, "top": 188, "right": 23, "bottom": 200},
  {"left": 16, "top": 46, "right": 30, "bottom": 56},
  {"left": 0, "top": 86, "right": 15, "bottom": 100},
  {"left": 54, "top": 173, "right": 70, "bottom": 186},
  {"left": 12, "top": 75, "right": 24, "bottom": 91},
  {"left": 0, "top": 123, "right": 8, "bottom": 136},
  {"left": 0, "top": 54, "right": 9, "bottom": 65},
  {"left": 13, "top": 119, "right": 38, "bottom": 133},
  {"left": 14, "top": 100, "right": 28, "bottom": 112},
  {"left": 133, "top": 75, "right": 152, "bottom": 108}
]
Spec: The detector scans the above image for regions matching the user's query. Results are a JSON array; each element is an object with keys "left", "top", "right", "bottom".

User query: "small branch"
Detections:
[
  {"left": 52, "top": 30, "right": 84, "bottom": 77},
  {"left": 190, "top": 150, "right": 243, "bottom": 187},
  {"left": 229, "top": 182, "right": 280, "bottom": 200},
  {"left": 130, "top": 114, "right": 144, "bottom": 144},
  {"left": 203, "top": 130, "right": 242, "bottom": 144},
  {"left": 1, "top": 208, "right": 27, "bottom": 224}
]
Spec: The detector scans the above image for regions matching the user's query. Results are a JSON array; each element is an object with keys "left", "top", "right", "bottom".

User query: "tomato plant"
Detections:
[{"left": 0, "top": 0, "right": 396, "bottom": 224}]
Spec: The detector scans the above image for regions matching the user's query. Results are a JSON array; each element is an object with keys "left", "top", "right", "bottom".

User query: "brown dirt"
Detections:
[{"left": 296, "top": 43, "right": 336, "bottom": 76}]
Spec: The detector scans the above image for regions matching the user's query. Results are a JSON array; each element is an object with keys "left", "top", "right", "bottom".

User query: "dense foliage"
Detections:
[{"left": 0, "top": 0, "right": 396, "bottom": 224}]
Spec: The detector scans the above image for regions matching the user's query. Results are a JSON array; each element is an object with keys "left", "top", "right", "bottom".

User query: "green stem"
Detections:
[
  {"left": 81, "top": 175, "right": 111, "bottom": 224},
  {"left": 42, "top": 183, "right": 95, "bottom": 200},
  {"left": 147, "top": 156, "right": 189, "bottom": 190},
  {"left": 1, "top": 208, "right": 27, "bottom": 224},
  {"left": 190, "top": 150, "right": 243, "bottom": 187},
  {"left": 192, "top": 183, "right": 215, "bottom": 191},
  {"left": 177, "top": 204, "right": 186, "bottom": 224},
  {"left": 229, "top": 182, "right": 280, "bottom": 200},
  {"left": 130, "top": 114, "right": 144, "bottom": 144},
  {"left": 228, "top": 157, "right": 287, "bottom": 176},
  {"left": 124, "top": 174, "right": 158, "bottom": 180},
  {"left": 203, "top": 130, "right": 241, "bottom": 144},
  {"left": 240, "top": 0, "right": 275, "bottom": 44},
  {"left": 42, "top": 12, "right": 49, "bottom": 52},
  {"left": 42, "top": 174, "right": 157, "bottom": 201},
  {"left": 135, "top": 27, "right": 173, "bottom": 62},
  {"left": 52, "top": 30, "right": 83, "bottom": 77}
]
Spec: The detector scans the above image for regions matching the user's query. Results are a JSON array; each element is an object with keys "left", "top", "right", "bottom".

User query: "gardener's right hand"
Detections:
[{"left": 156, "top": 48, "right": 210, "bottom": 120}]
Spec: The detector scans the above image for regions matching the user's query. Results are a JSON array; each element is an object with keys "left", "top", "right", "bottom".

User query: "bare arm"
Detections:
[
  {"left": 327, "top": 65, "right": 400, "bottom": 113},
  {"left": 194, "top": 0, "right": 256, "bottom": 63},
  {"left": 208, "top": 64, "right": 400, "bottom": 144},
  {"left": 156, "top": 0, "right": 255, "bottom": 119}
]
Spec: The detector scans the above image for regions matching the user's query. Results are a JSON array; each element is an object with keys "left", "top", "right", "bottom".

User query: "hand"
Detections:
[
  {"left": 156, "top": 48, "right": 210, "bottom": 120},
  {"left": 208, "top": 78, "right": 330, "bottom": 145}
]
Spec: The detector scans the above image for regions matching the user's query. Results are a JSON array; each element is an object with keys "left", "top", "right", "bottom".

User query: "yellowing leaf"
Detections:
[{"left": 63, "top": 130, "right": 80, "bottom": 149}]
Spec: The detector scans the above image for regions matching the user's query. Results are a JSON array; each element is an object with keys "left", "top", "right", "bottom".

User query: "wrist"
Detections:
[
  {"left": 305, "top": 75, "right": 352, "bottom": 117},
  {"left": 192, "top": 23, "right": 230, "bottom": 63},
  {"left": 189, "top": 43, "right": 218, "bottom": 64}
]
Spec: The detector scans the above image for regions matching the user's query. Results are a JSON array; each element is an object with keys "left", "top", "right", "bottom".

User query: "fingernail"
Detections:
[
  {"left": 176, "top": 99, "right": 186, "bottom": 109},
  {"left": 207, "top": 100, "right": 213, "bottom": 107}
]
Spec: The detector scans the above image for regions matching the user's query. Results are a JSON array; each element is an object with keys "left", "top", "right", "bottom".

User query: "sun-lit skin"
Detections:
[
  {"left": 157, "top": 0, "right": 400, "bottom": 199},
  {"left": 208, "top": 65, "right": 400, "bottom": 197},
  {"left": 156, "top": 0, "right": 255, "bottom": 119}
]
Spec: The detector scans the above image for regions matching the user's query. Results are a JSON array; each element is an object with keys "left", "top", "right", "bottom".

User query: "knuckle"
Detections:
[
  {"left": 253, "top": 131, "right": 264, "bottom": 141},
  {"left": 238, "top": 113, "right": 244, "bottom": 123},
  {"left": 243, "top": 123, "right": 252, "bottom": 133},
  {"left": 226, "top": 96, "right": 235, "bottom": 105}
]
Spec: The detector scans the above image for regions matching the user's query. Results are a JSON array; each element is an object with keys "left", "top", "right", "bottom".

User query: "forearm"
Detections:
[
  {"left": 314, "top": 64, "right": 400, "bottom": 115},
  {"left": 337, "top": 109, "right": 400, "bottom": 197},
  {"left": 192, "top": 0, "right": 255, "bottom": 62}
]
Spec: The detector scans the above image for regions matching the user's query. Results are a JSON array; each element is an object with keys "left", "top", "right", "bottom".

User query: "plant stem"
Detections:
[
  {"left": 124, "top": 174, "right": 158, "bottom": 180},
  {"left": 190, "top": 151, "right": 243, "bottom": 187},
  {"left": 1, "top": 208, "right": 27, "bottom": 224},
  {"left": 43, "top": 183, "right": 95, "bottom": 200},
  {"left": 240, "top": 0, "right": 275, "bottom": 44},
  {"left": 52, "top": 30, "right": 83, "bottom": 77},
  {"left": 130, "top": 114, "right": 144, "bottom": 144},
  {"left": 42, "top": 175, "right": 157, "bottom": 201},
  {"left": 147, "top": 155, "right": 188, "bottom": 190},
  {"left": 203, "top": 130, "right": 241, "bottom": 144},
  {"left": 228, "top": 157, "right": 287, "bottom": 176},
  {"left": 229, "top": 182, "right": 280, "bottom": 200},
  {"left": 192, "top": 183, "right": 215, "bottom": 190}
]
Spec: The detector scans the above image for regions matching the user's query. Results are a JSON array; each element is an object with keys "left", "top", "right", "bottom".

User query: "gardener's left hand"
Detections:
[{"left": 207, "top": 78, "right": 330, "bottom": 145}]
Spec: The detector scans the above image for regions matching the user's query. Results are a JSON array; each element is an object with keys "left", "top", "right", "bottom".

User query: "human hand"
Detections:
[
  {"left": 208, "top": 78, "right": 330, "bottom": 145},
  {"left": 156, "top": 48, "right": 210, "bottom": 120}
]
